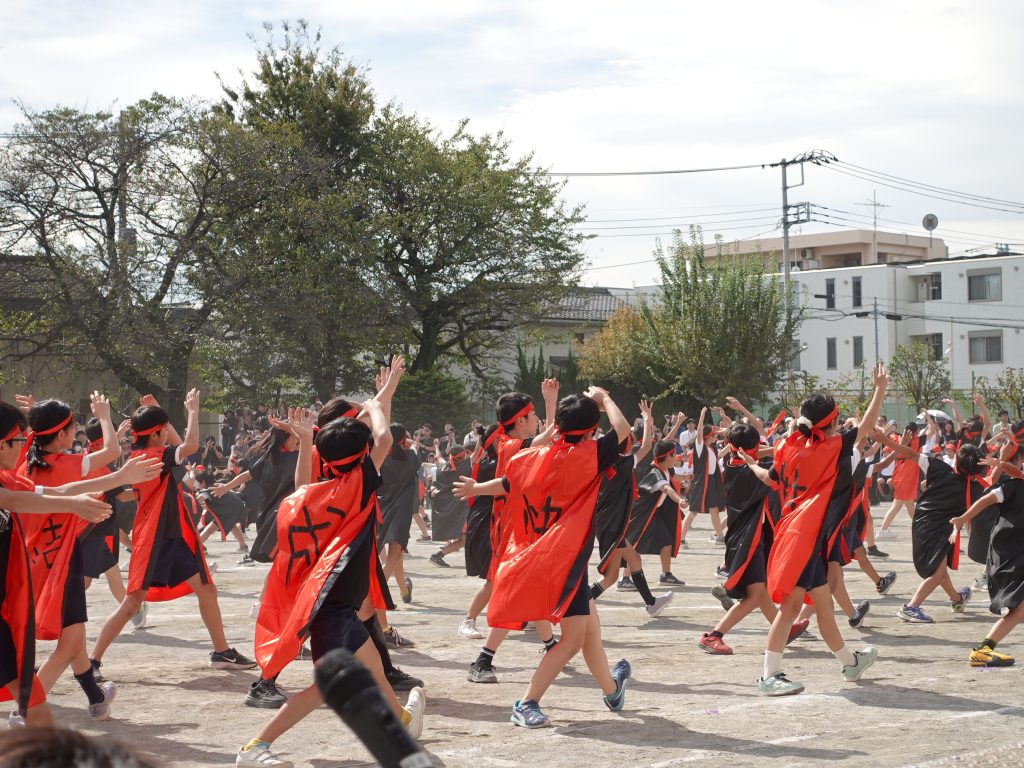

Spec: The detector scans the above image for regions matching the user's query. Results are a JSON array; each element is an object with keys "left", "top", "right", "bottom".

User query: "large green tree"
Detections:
[
  {"left": 0, "top": 97, "right": 286, "bottom": 421},
  {"left": 889, "top": 341, "right": 951, "bottom": 414},
  {"left": 580, "top": 227, "right": 799, "bottom": 412}
]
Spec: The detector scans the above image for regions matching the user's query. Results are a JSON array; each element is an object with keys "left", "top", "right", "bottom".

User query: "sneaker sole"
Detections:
[
  {"left": 969, "top": 658, "right": 1015, "bottom": 668},
  {"left": 896, "top": 612, "right": 932, "bottom": 624},
  {"left": 510, "top": 714, "right": 549, "bottom": 728},
  {"left": 696, "top": 641, "right": 732, "bottom": 655},
  {"left": 244, "top": 696, "right": 287, "bottom": 709},
  {"left": 210, "top": 661, "right": 258, "bottom": 670},
  {"left": 757, "top": 684, "right": 804, "bottom": 697}
]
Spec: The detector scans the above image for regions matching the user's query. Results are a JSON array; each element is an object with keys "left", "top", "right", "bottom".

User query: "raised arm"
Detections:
[
  {"left": 871, "top": 428, "right": 919, "bottom": 460},
  {"left": 40, "top": 454, "right": 162, "bottom": 497},
  {"left": 694, "top": 407, "right": 707, "bottom": 448},
  {"left": 365, "top": 399, "right": 393, "bottom": 471},
  {"left": 453, "top": 476, "right": 506, "bottom": 500},
  {"left": 287, "top": 408, "right": 316, "bottom": 490},
  {"left": 856, "top": 362, "right": 890, "bottom": 446},
  {"left": 635, "top": 400, "right": 654, "bottom": 463},
  {"left": 725, "top": 396, "right": 764, "bottom": 433},
  {"left": 86, "top": 392, "right": 121, "bottom": 468},
  {"left": 211, "top": 470, "right": 252, "bottom": 497},
  {"left": 531, "top": 379, "right": 560, "bottom": 448},
  {"left": 586, "top": 386, "right": 629, "bottom": 442},
  {"left": 973, "top": 393, "right": 992, "bottom": 439},
  {"left": 943, "top": 397, "right": 965, "bottom": 430}
]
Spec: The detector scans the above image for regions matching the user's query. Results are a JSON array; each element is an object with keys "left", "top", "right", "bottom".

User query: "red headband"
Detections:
[
  {"left": 2, "top": 424, "right": 21, "bottom": 442},
  {"left": 655, "top": 447, "right": 675, "bottom": 461},
  {"left": 500, "top": 402, "right": 535, "bottom": 430},
  {"left": 558, "top": 423, "right": 599, "bottom": 437},
  {"left": 87, "top": 438, "right": 103, "bottom": 454},
  {"left": 323, "top": 446, "right": 369, "bottom": 475},
  {"left": 809, "top": 406, "right": 839, "bottom": 443},
  {"left": 24, "top": 412, "right": 73, "bottom": 457},
  {"left": 132, "top": 422, "right": 167, "bottom": 441}
]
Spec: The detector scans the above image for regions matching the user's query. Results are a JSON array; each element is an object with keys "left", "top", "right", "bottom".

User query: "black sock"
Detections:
[
  {"left": 476, "top": 646, "right": 496, "bottom": 666},
  {"left": 983, "top": 637, "right": 998, "bottom": 649},
  {"left": 709, "top": 630, "right": 724, "bottom": 639},
  {"left": 74, "top": 668, "right": 104, "bottom": 705},
  {"left": 363, "top": 616, "right": 396, "bottom": 674},
  {"left": 590, "top": 582, "right": 605, "bottom": 600},
  {"left": 542, "top": 636, "right": 558, "bottom": 651},
  {"left": 631, "top": 570, "right": 656, "bottom": 606}
]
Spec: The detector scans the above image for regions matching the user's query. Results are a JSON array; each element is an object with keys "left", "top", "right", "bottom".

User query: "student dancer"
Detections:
[
  {"left": 680, "top": 407, "right": 726, "bottom": 547},
  {"left": 755, "top": 364, "right": 888, "bottom": 696},
  {"left": 455, "top": 388, "right": 632, "bottom": 728},
  {"left": 697, "top": 410, "right": 810, "bottom": 654},
  {"left": 429, "top": 443, "right": 471, "bottom": 568},
  {"left": 195, "top": 471, "right": 248, "bottom": 553},
  {"left": 459, "top": 425, "right": 499, "bottom": 639},
  {"left": 624, "top": 436, "right": 687, "bottom": 586},
  {"left": 873, "top": 430, "right": 986, "bottom": 623},
  {"left": 89, "top": 391, "right": 257, "bottom": 678},
  {"left": 951, "top": 433, "right": 1024, "bottom": 667},
  {"left": 466, "top": 384, "right": 560, "bottom": 684},
  {"left": 212, "top": 422, "right": 299, "bottom": 570},
  {"left": 236, "top": 400, "right": 425, "bottom": 768},
  {"left": 17, "top": 394, "right": 162, "bottom": 720},
  {"left": 876, "top": 423, "right": 924, "bottom": 539},
  {"left": 0, "top": 403, "right": 120, "bottom": 728},
  {"left": 589, "top": 401, "right": 673, "bottom": 617},
  {"left": 377, "top": 425, "right": 420, "bottom": 603},
  {"left": 78, "top": 416, "right": 148, "bottom": 628}
]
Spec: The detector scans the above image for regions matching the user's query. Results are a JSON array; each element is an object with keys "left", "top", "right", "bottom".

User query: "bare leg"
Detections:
[
  {"left": 984, "top": 602, "right": 1024, "bottom": 645},
  {"left": 384, "top": 542, "right": 408, "bottom": 598},
  {"left": 908, "top": 563, "right": 957, "bottom": 606},
  {"left": 440, "top": 536, "right": 465, "bottom": 556},
  {"left": 231, "top": 525, "right": 247, "bottom": 548},
  {"left": 185, "top": 573, "right": 229, "bottom": 651},
  {"left": 5, "top": 682, "right": 53, "bottom": 726},
  {"left": 200, "top": 522, "right": 217, "bottom": 543},
  {"left": 467, "top": 581, "right": 492, "bottom": 621},
  {"left": 36, "top": 623, "right": 91, "bottom": 694},
  {"left": 709, "top": 508, "right": 725, "bottom": 537},
  {"left": 579, "top": 605, "right": 615, "bottom": 694},
  {"left": 621, "top": 547, "right": 643, "bottom": 571},
  {"left": 522, "top": 615, "right": 587, "bottom": 703},
  {"left": 119, "top": 530, "right": 131, "bottom": 550},
  {"left": 599, "top": 550, "right": 625, "bottom": 590},
  {"left": 715, "top": 583, "right": 767, "bottom": 634},
  {"left": 797, "top": 602, "right": 815, "bottom": 623},
  {"left": 809, "top": 584, "right": 847, "bottom": 652},
  {"left": 879, "top": 499, "right": 907, "bottom": 532},
  {"left": 659, "top": 545, "right": 672, "bottom": 575},
  {"left": 853, "top": 547, "right": 881, "bottom": 583},
  {"left": 413, "top": 510, "right": 429, "bottom": 539},
  {"left": 679, "top": 509, "right": 698, "bottom": 542},
  {"left": 863, "top": 510, "right": 877, "bottom": 547},
  {"left": 765, "top": 589, "right": 805, "bottom": 654},
  {"left": 757, "top": 590, "right": 779, "bottom": 623},
  {"left": 827, "top": 562, "right": 855, "bottom": 617},
  {"left": 91, "top": 590, "right": 144, "bottom": 661}
]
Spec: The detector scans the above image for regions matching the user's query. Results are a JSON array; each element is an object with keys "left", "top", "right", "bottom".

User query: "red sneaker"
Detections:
[
  {"left": 697, "top": 633, "right": 733, "bottom": 655},
  {"left": 787, "top": 619, "right": 810, "bottom": 645}
]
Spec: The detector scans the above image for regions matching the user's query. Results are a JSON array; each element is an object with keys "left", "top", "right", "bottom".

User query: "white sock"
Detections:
[
  {"left": 762, "top": 650, "right": 783, "bottom": 679},
  {"left": 834, "top": 645, "right": 856, "bottom": 667}
]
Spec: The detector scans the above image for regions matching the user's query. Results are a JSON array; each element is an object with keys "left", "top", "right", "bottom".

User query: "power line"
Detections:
[
  {"left": 836, "top": 160, "right": 1024, "bottom": 209},
  {"left": 543, "top": 161, "right": 769, "bottom": 177},
  {"left": 581, "top": 206, "right": 779, "bottom": 224},
  {"left": 577, "top": 215, "right": 779, "bottom": 232}
]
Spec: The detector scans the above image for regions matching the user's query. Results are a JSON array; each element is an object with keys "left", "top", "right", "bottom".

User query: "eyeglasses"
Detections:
[{"left": 5, "top": 437, "right": 27, "bottom": 446}]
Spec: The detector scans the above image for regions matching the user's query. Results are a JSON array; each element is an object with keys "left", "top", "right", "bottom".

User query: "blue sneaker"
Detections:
[
  {"left": 603, "top": 659, "right": 631, "bottom": 711},
  {"left": 896, "top": 604, "right": 934, "bottom": 623},
  {"left": 951, "top": 586, "right": 972, "bottom": 613},
  {"left": 616, "top": 577, "right": 637, "bottom": 591},
  {"left": 511, "top": 699, "right": 550, "bottom": 728}
]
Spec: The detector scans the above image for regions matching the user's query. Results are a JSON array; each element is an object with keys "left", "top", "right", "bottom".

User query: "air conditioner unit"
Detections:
[
  {"left": 804, "top": 259, "right": 820, "bottom": 270},
  {"left": 800, "top": 248, "right": 812, "bottom": 259}
]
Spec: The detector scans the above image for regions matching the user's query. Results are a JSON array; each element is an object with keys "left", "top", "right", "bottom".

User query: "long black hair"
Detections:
[
  {"left": 26, "top": 399, "right": 74, "bottom": 472},
  {"left": 248, "top": 423, "right": 293, "bottom": 466},
  {"left": 796, "top": 393, "right": 837, "bottom": 439}
]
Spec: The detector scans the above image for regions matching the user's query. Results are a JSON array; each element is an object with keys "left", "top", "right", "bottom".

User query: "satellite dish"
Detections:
[{"left": 922, "top": 214, "right": 939, "bottom": 231}]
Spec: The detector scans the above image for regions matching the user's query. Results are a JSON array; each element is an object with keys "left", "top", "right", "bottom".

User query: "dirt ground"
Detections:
[{"left": 36, "top": 505, "right": 1024, "bottom": 768}]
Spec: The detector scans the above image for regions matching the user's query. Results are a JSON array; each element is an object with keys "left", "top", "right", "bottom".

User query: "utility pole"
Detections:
[
  {"left": 773, "top": 151, "right": 836, "bottom": 319},
  {"left": 855, "top": 190, "right": 890, "bottom": 263}
]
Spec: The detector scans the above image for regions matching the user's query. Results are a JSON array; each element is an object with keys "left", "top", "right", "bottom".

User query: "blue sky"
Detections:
[{"left": 3, "top": 1, "right": 1023, "bottom": 287}]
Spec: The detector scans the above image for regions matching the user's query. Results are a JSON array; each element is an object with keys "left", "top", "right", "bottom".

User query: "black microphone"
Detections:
[{"left": 314, "top": 648, "right": 433, "bottom": 768}]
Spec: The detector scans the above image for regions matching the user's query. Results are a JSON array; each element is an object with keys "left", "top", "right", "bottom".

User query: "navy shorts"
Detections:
[
  {"left": 308, "top": 603, "right": 370, "bottom": 661},
  {"left": 562, "top": 579, "right": 592, "bottom": 619},
  {"left": 0, "top": 616, "right": 17, "bottom": 690},
  {"left": 795, "top": 550, "right": 828, "bottom": 592},
  {"left": 149, "top": 538, "right": 200, "bottom": 589},
  {"left": 61, "top": 544, "right": 88, "bottom": 628},
  {"left": 726, "top": 548, "right": 767, "bottom": 600}
]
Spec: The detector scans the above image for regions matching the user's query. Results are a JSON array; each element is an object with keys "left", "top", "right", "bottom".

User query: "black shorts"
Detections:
[
  {"left": 726, "top": 548, "right": 767, "bottom": 600},
  {"left": 149, "top": 538, "right": 200, "bottom": 589},
  {"left": 116, "top": 502, "right": 137, "bottom": 534},
  {"left": 795, "top": 550, "right": 828, "bottom": 592},
  {"left": 309, "top": 603, "right": 370, "bottom": 661},
  {"left": 562, "top": 579, "right": 592, "bottom": 619},
  {"left": 0, "top": 616, "right": 17, "bottom": 690},
  {"left": 62, "top": 544, "right": 88, "bottom": 628}
]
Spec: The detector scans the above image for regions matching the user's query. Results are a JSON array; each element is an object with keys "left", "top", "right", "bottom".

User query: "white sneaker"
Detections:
[
  {"left": 876, "top": 529, "right": 896, "bottom": 540},
  {"left": 8, "top": 710, "right": 25, "bottom": 728},
  {"left": 208, "top": 561, "right": 218, "bottom": 575},
  {"left": 236, "top": 744, "right": 293, "bottom": 767},
  {"left": 708, "top": 534, "right": 719, "bottom": 544},
  {"left": 89, "top": 682, "right": 117, "bottom": 721},
  {"left": 646, "top": 592, "right": 674, "bottom": 618},
  {"left": 131, "top": 602, "right": 149, "bottom": 630},
  {"left": 249, "top": 601, "right": 261, "bottom": 619},
  {"left": 405, "top": 687, "right": 426, "bottom": 740},
  {"left": 458, "top": 618, "right": 483, "bottom": 639},
  {"left": 119, "top": 557, "right": 131, "bottom": 573}
]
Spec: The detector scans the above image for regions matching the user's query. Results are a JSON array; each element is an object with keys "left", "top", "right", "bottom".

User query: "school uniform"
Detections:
[
  {"left": 464, "top": 454, "right": 497, "bottom": 579},
  {"left": 376, "top": 449, "right": 419, "bottom": 551},
  {"left": 431, "top": 456, "right": 472, "bottom": 541},
  {"left": 594, "top": 450, "right": 639, "bottom": 574},
  {"left": 721, "top": 455, "right": 772, "bottom": 599}
]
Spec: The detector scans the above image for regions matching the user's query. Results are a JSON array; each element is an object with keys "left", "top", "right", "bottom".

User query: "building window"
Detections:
[
  {"left": 852, "top": 336, "right": 864, "bottom": 367},
  {"left": 969, "top": 331, "right": 1002, "bottom": 364},
  {"left": 912, "top": 333, "right": 943, "bottom": 360},
  {"left": 968, "top": 269, "right": 1002, "bottom": 302},
  {"left": 825, "top": 278, "right": 835, "bottom": 309},
  {"left": 876, "top": 253, "right": 887, "bottom": 264},
  {"left": 927, "top": 273, "right": 942, "bottom": 300},
  {"left": 852, "top": 276, "right": 862, "bottom": 308},
  {"left": 826, "top": 337, "right": 837, "bottom": 370}
]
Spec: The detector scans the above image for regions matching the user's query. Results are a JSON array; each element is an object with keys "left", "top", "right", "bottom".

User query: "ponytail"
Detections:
[{"left": 26, "top": 400, "right": 73, "bottom": 473}]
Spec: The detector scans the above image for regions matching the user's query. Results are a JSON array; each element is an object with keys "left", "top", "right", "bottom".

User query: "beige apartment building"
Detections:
[{"left": 704, "top": 229, "right": 947, "bottom": 272}]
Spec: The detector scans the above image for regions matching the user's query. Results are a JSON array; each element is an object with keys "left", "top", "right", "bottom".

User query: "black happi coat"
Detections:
[
  {"left": 911, "top": 457, "right": 986, "bottom": 579},
  {"left": 984, "top": 477, "right": 1024, "bottom": 614},
  {"left": 464, "top": 454, "right": 497, "bottom": 578},
  {"left": 432, "top": 457, "right": 472, "bottom": 541},
  {"left": 595, "top": 451, "right": 638, "bottom": 572},
  {"left": 721, "top": 457, "right": 771, "bottom": 599}
]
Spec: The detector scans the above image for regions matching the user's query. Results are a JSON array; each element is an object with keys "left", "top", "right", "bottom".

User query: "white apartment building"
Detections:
[{"left": 788, "top": 250, "right": 1024, "bottom": 391}]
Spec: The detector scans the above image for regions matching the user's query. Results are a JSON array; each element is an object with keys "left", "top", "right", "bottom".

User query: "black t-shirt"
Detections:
[
  {"left": 200, "top": 489, "right": 245, "bottom": 521},
  {"left": 722, "top": 459, "right": 771, "bottom": 523},
  {"left": 0, "top": 510, "right": 11, "bottom": 604},
  {"left": 248, "top": 450, "right": 299, "bottom": 517},
  {"left": 323, "top": 458, "right": 384, "bottom": 608}
]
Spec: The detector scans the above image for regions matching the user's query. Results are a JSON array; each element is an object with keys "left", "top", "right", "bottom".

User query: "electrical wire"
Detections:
[
  {"left": 542, "top": 162, "right": 769, "bottom": 177},
  {"left": 835, "top": 160, "right": 1024, "bottom": 209}
]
